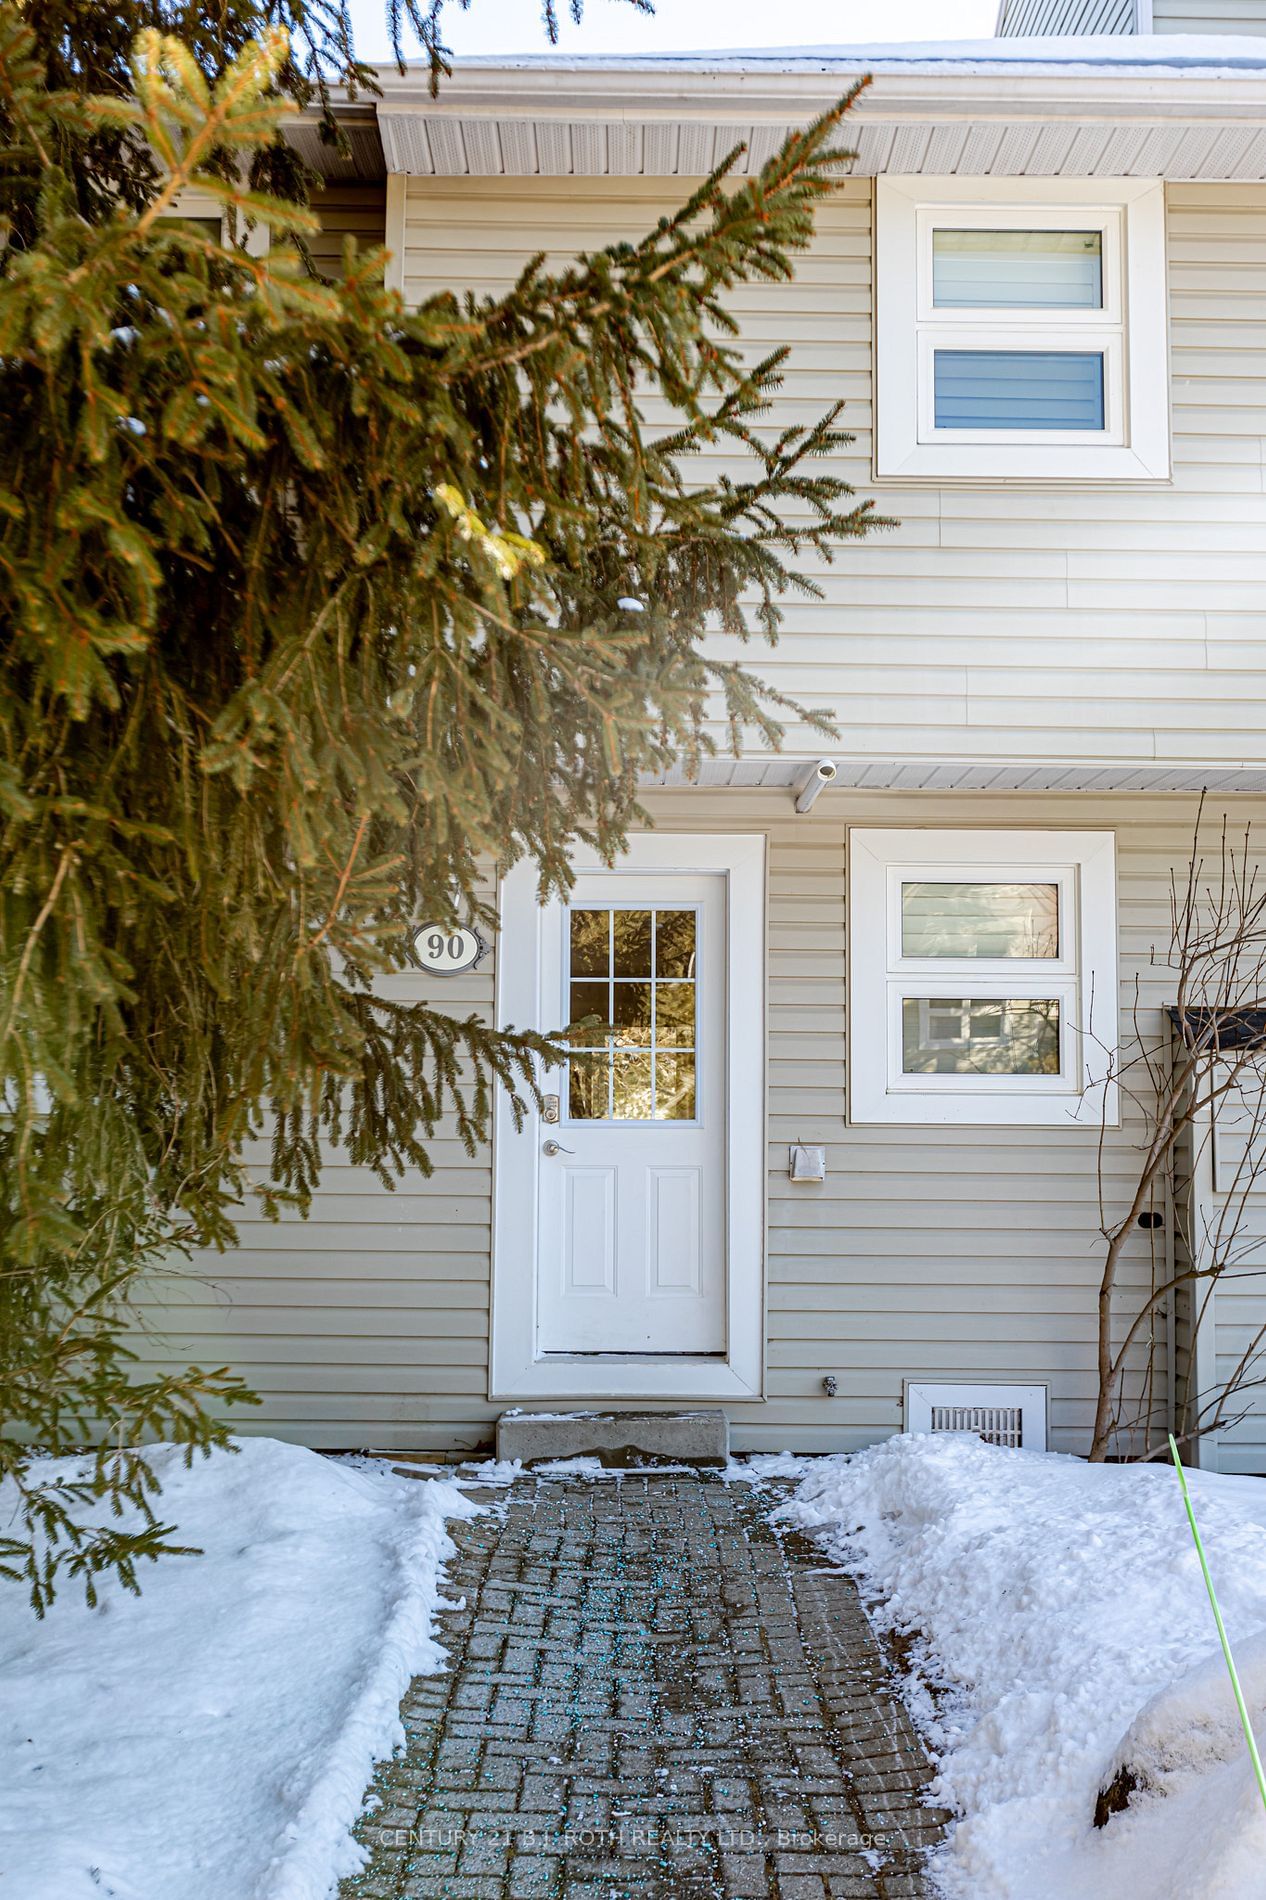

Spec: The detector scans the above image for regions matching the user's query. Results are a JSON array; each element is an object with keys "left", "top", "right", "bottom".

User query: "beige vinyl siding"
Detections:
[
  {"left": 1152, "top": 0, "right": 1266, "bottom": 29},
  {"left": 137, "top": 173, "right": 1266, "bottom": 1455},
  {"left": 1003, "top": 0, "right": 1266, "bottom": 26},
  {"left": 400, "top": 176, "right": 1266, "bottom": 773},
  {"left": 307, "top": 184, "right": 386, "bottom": 278},
  {"left": 138, "top": 899, "right": 497, "bottom": 1455},
  {"left": 649, "top": 788, "right": 1196, "bottom": 1456},
  {"left": 169, "top": 183, "right": 385, "bottom": 273},
  {"left": 998, "top": 0, "right": 1266, "bottom": 26},
  {"left": 141, "top": 790, "right": 1261, "bottom": 1457},
  {"left": 1212, "top": 1234, "right": 1266, "bottom": 1472},
  {"left": 997, "top": 0, "right": 1134, "bottom": 33}
]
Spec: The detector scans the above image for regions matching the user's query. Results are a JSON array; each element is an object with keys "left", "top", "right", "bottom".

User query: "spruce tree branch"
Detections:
[
  {"left": 1, "top": 840, "right": 76, "bottom": 1059},
  {"left": 302, "top": 812, "right": 370, "bottom": 957}
]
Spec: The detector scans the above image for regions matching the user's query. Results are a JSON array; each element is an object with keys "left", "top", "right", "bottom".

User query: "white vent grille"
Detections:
[
  {"left": 906, "top": 1382, "right": 1048, "bottom": 1451},
  {"left": 929, "top": 1404, "right": 1024, "bottom": 1448}
]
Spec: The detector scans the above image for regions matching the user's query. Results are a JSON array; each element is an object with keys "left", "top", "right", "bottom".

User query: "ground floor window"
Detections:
[{"left": 848, "top": 828, "right": 1118, "bottom": 1127}]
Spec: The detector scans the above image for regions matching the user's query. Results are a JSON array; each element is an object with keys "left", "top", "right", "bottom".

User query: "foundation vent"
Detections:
[{"left": 905, "top": 1382, "right": 1048, "bottom": 1452}]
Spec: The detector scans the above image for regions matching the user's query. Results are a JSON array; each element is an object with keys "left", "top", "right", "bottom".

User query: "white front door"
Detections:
[
  {"left": 537, "top": 874, "right": 726, "bottom": 1354},
  {"left": 492, "top": 832, "right": 766, "bottom": 1402}
]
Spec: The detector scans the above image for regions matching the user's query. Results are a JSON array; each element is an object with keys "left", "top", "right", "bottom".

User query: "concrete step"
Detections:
[{"left": 496, "top": 1408, "right": 729, "bottom": 1468}]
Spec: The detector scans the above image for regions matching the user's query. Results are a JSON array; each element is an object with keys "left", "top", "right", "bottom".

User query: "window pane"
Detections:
[
  {"left": 565, "top": 903, "right": 704, "bottom": 1118},
  {"left": 612, "top": 981, "right": 652, "bottom": 1046},
  {"left": 656, "top": 1053, "right": 697, "bottom": 1120},
  {"left": 901, "top": 998, "right": 1061, "bottom": 1076},
  {"left": 611, "top": 910, "right": 652, "bottom": 977},
  {"left": 932, "top": 229, "right": 1103, "bottom": 310},
  {"left": 568, "top": 980, "right": 610, "bottom": 1043},
  {"left": 568, "top": 1053, "right": 609, "bottom": 1120},
  {"left": 933, "top": 350, "right": 1105, "bottom": 432},
  {"left": 901, "top": 883, "right": 1059, "bottom": 960},
  {"left": 172, "top": 215, "right": 223, "bottom": 241},
  {"left": 655, "top": 981, "right": 696, "bottom": 1047},
  {"left": 612, "top": 1051, "right": 654, "bottom": 1119},
  {"left": 655, "top": 910, "right": 696, "bottom": 978},
  {"left": 570, "top": 910, "right": 609, "bottom": 977}
]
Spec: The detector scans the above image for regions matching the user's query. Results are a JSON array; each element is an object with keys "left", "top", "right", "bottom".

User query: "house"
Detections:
[{"left": 154, "top": 11, "right": 1266, "bottom": 1470}]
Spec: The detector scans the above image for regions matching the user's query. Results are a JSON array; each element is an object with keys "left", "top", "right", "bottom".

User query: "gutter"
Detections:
[{"left": 369, "top": 57, "right": 1266, "bottom": 130}]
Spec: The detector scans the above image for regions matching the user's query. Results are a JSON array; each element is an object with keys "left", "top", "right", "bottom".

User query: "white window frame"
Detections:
[
  {"left": 875, "top": 177, "right": 1170, "bottom": 484},
  {"left": 166, "top": 188, "right": 270, "bottom": 257},
  {"left": 848, "top": 829, "right": 1118, "bottom": 1128}
]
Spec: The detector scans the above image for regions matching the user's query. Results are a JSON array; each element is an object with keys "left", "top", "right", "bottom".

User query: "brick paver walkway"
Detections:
[{"left": 341, "top": 1469, "right": 949, "bottom": 1900}]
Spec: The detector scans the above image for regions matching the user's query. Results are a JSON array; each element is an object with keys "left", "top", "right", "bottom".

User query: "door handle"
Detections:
[{"left": 542, "top": 1139, "right": 575, "bottom": 1158}]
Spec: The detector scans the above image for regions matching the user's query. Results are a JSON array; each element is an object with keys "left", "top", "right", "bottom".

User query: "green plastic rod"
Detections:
[{"left": 1168, "top": 1431, "right": 1266, "bottom": 1819}]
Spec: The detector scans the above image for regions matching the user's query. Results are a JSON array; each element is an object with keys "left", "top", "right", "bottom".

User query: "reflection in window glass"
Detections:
[
  {"left": 655, "top": 1053, "right": 697, "bottom": 1121},
  {"left": 655, "top": 983, "right": 696, "bottom": 1046},
  {"left": 901, "top": 882, "right": 1059, "bottom": 960},
  {"left": 569, "top": 910, "right": 609, "bottom": 976},
  {"left": 612, "top": 981, "right": 653, "bottom": 1045},
  {"left": 932, "top": 229, "right": 1103, "bottom": 310},
  {"left": 568, "top": 1052, "right": 608, "bottom": 1120},
  {"left": 568, "top": 980, "right": 609, "bottom": 1038},
  {"left": 901, "top": 997, "right": 1061, "bottom": 1076},
  {"left": 655, "top": 909, "right": 697, "bottom": 978},
  {"left": 611, "top": 910, "right": 652, "bottom": 977},
  {"left": 567, "top": 907, "right": 697, "bottom": 1119},
  {"left": 612, "top": 1052, "right": 654, "bottom": 1120},
  {"left": 170, "top": 215, "right": 224, "bottom": 242},
  {"left": 933, "top": 350, "right": 1105, "bottom": 432}
]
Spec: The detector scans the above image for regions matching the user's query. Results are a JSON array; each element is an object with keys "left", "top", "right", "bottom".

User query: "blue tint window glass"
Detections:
[{"left": 933, "top": 351, "right": 1105, "bottom": 432}]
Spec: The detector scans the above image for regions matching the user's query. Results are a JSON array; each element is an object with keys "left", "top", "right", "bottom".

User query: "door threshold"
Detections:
[{"left": 542, "top": 1351, "right": 728, "bottom": 1362}]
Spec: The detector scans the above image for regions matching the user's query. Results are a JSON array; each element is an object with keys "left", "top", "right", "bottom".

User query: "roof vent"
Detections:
[{"left": 905, "top": 1381, "right": 1047, "bottom": 1451}]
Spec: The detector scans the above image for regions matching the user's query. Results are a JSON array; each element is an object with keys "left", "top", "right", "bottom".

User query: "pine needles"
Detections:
[{"left": 0, "top": 9, "right": 885, "bottom": 1608}]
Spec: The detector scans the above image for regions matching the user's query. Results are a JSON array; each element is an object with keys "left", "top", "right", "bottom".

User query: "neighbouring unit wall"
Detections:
[
  {"left": 997, "top": 0, "right": 1135, "bottom": 33},
  {"left": 1179, "top": 1058, "right": 1266, "bottom": 1473},
  {"left": 997, "top": 0, "right": 1266, "bottom": 29},
  {"left": 307, "top": 184, "right": 387, "bottom": 278},
  {"left": 1151, "top": 1, "right": 1266, "bottom": 31},
  {"left": 136, "top": 792, "right": 1261, "bottom": 1459},
  {"left": 393, "top": 173, "right": 1266, "bottom": 777}
]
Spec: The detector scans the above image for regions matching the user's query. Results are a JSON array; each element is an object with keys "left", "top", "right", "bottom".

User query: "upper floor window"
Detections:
[
  {"left": 875, "top": 178, "right": 1170, "bottom": 484},
  {"left": 165, "top": 190, "right": 270, "bottom": 257}
]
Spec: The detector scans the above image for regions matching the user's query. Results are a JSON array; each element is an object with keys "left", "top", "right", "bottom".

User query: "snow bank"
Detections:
[
  {"left": 783, "top": 1434, "right": 1266, "bottom": 1900},
  {"left": 453, "top": 34, "right": 1266, "bottom": 73},
  {"left": 0, "top": 1437, "right": 477, "bottom": 1900}
]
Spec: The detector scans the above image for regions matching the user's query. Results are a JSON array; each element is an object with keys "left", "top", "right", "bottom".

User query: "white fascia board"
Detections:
[{"left": 371, "top": 59, "right": 1266, "bottom": 124}]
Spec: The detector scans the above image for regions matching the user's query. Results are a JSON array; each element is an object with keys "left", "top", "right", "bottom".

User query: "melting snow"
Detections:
[
  {"left": 0, "top": 1437, "right": 475, "bottom": 1900},
  {"left": 783, "top": 1433, "right": 1266, "bottom": 1899}
]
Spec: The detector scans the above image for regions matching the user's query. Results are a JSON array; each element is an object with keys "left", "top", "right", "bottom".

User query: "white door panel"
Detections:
[
  {"left": 491, "top": 831, "right": 766, "bottom": 1403},
  {"left": 647, "top": 1169, "right": 701, "bottom": 1296},
  {"left": 563, "top": 1169, "right": 616, "bottom": 1297},
  {"left": 538, "top": 872, "right": 726, "bottom": 1354}
]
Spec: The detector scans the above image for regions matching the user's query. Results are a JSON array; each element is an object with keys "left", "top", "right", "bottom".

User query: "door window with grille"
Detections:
[{"left": 565, "top": 906, "right": 698, "bottom": 1122}]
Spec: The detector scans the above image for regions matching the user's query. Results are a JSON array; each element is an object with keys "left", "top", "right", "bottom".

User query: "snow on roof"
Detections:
[{"left": 443, "top": 34, "right": 1266, "bottom": 76}]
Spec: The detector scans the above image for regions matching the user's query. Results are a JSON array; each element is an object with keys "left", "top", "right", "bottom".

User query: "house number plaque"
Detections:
[{"left": 410, "top": 923, "right": 487, "bottom": 975}]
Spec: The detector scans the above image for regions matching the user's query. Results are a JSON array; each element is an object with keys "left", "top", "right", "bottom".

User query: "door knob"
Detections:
[{"left": 542, "top": 1139, "right": 574, "bottom": 1158}]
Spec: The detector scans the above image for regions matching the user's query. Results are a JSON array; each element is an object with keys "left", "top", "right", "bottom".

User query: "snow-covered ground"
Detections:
[
  {"left": 779, "top": 1435, "right": 1266, "bottom": 1900},
  {"left": 0, "top": 1438, "right": 475, "bottom": 1900}
]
